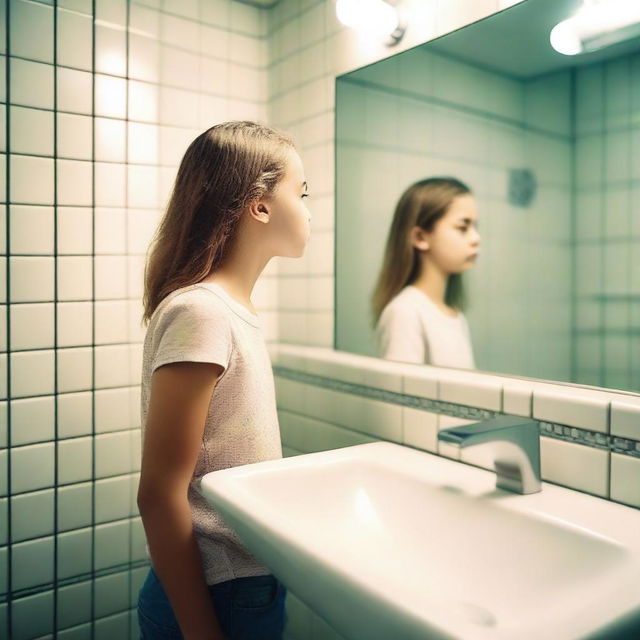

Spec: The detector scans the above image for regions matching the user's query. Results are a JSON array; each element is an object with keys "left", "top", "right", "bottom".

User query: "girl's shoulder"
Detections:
[{"left": 150, "top": 284, "right": 231, "bottom": 327}]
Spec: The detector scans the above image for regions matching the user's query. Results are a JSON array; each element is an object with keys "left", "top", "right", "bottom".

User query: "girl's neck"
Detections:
[
  {"left": 411, "top": 263, "right": 449, "bottom": 307},
  {"left": 200, "top": 239, "right": 270, "bottom": 314}
]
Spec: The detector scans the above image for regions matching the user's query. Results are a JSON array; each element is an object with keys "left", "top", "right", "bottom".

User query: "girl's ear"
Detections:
[
  {"left": 248, "top": 199, "right": 270, "bottom": 224},
  {"left": 410, "top": 225, "right": 430, "bottom": 251}
]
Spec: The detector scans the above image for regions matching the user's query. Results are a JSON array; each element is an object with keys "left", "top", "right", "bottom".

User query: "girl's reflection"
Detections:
[{"left": 372, "top": 177, "right": 480, "bottom": 368}]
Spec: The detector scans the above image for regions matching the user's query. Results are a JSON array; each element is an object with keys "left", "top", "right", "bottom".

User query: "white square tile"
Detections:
[
  {"left": 10, "top": 303, "right": 54, "bottom": 351},
  {"left": 57, "top": 67, "right": 92, "bottom": 114},
  {"left": 128, "top": 122, "right": 159, "bottom": 164},
  {"left": 533, "top": 386, "right": 610, "bottom": 433},
  {"left": 10, "top": 106, "right": 54, "bottom": 156},
  {"left": 95, "top": 256, "right": 127, "bottom": 300},
  {"left": 94, "top": 520, "right": 130, "bottom": 570},
  {"left": 610, "top": 453, "right": 640, "bottom": 508},
  {"left": 96, "top": 0, "right": 127, "bottom": 25},
  {"left": 10, "top": 396, "right": 55, "bottom": 446},
  {"left": 95, "top": 162, "right": 126, "bottom": 207},
  {"left": 57, "top": 347, "right": 92, "bottom": 393},
  {"left": 95, "top": 207, "right": 126, "bottom": 254},
  {"left": 9, "top": 206, "right": 54, "bottom": 254},
  {"left": 57, "top": 256, "right": 92, "bottom": 300},
  {"left": 127, "top": 208, "right": 159, "bottom": 255},
  {"left": 0, "top": 105, "right": 4, "bottom": 152},
  {"left": 56, "top": 580, "right": 92, "bottom": 630},
  {"left": 161, "top": 12, "right": 199, "bottom": 47},
  {"left": 402, "top": 366, "right": 439, "bottom": 399},
  {"left": 95, "top": 300, "right": 128, "bottom": 343},
  {"left": 127, "top": 256, "right": 146, "bottom": 302},
  {"left": 95, "top": 387, "right": 131, "bottom": 432},
  {"left": 611, "top": 399, "right": 640, "bottom": 440},
  {"left": 10, "top": 155, "right": 54, "bottom": 204},
  {"left": 160, "top": 86, "right": 199, "bottom": 127},
  {"left": 439, "top": 373, "right": 503, "bottom": 411},
  {"left": 57, "top": 7, "right": 92, "bottom": 70},
  {"left": 95, "top": 74, "right": 127, "bottom": 119},
  {"left": 58, "top": 437, "right": 92, "bottom": 484},
  {"left": 540, "top": 436, "right": 609, "bottom": 497},
  {"left": 10, "top": 350, "right": 55, "bottom": 398},
  {"left": 128, "top": 165, "right": 159, "bottom": 208},
  {"left": 95, "top": 117, "right": 126, "bottom": 162},
  {"left": 95, "top": 476, "right": 131, "bottom": 524},
  {"left": 94, "top": 345, "right": 130, "bottom": 387},
  {"left": 57, "top": 302, "right": 92, "bottom": 347},
  {"left": 10, "top": 488, "right": 54, "bottom": 541},
  {"left": 10, "top": 257, "right": 54, "bottom": 302},
  {"left": 129, "top": 80, "right": 159, "bottom": 122},
  {"left": 129, "top": 3, "right": 159, "bottom": 38},
  {"left": 57, "top": 391, "right": 92, "bottom": 438},
  {"left": 95, "top": 432, "right": 132, "bottom": 478},
  {"left": 57, "top": 207, "right": 92, "bottom": 254},
  {"left": 95, "top": 24, "right": 127, "bottom": 76},
  {"left": 159, "top": 125, "right": 194, "bottom": 165},
  {"left": 502, "top": 381, "right": 533, "bottom": 416},
  {"left": 160, "top": 46, "right": 199, "bottom": 90},
  {"left": 57, "top": 113, "right": 92, "bottom": 160},
  {"left": 402, "top": 406, "right": 438, "bottom": 453},
  {"left": 10, "top": 0, "right": 53, "bottom": 63},
  {"left": 57, "top": 159, "right": 92, "bottom": 206},
  {"left": 129, "top": 33, "right": 160, "bottom": 83},
  {"left": 57, "top": 528, "right": 92, "bottom": 578},
  {"left": 11, "top": 537, "right": 54, "bottom": 591}
]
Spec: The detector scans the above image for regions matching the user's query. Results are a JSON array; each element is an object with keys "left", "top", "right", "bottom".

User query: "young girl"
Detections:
[
  {"left": 136, "top": 121, "right": 310, "bottom": 640},
  {"left": 372, "top": 177, "right": 480, "bottom": 369}
]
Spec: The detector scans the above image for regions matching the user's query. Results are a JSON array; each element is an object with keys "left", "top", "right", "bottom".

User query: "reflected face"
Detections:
[
  {"left": 422, "top": 194, "right": 480, "bottom": 274},
  {"left": 265, "top": 148, "right": 311, "bottom": 258}
]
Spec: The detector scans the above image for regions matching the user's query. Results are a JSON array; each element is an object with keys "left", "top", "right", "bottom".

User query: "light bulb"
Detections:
[
  {"left": 550, "top": 0, "right": 640, "bottom": 56},
  {"left": 336, "top": 0, "right": 400, "bottom": 39}
]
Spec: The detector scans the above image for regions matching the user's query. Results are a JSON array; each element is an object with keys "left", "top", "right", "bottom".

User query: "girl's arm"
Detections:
[{"left": 138, "top": 360, "right": 227, "bottom": 640}]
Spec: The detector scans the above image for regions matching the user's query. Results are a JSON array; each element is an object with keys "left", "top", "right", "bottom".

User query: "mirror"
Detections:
[{"left": 335, "top": 0, "right": 640, "bottom": 394}]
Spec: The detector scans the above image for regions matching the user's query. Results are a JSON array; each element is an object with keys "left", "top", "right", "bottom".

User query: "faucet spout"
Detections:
[{"left": 438, "top": 415, "right": 542, "bottom": 495}]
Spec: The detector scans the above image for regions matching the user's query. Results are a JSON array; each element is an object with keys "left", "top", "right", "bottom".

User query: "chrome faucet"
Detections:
[{"left": 437, "top": 415, "right": 542, "bottom": 495}]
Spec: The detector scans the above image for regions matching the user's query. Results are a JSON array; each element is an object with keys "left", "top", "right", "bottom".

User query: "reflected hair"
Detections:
[
  {"left": 142, "top": 121, "right": 295, "bottom": 325},
  {"left": 371, "top": 177, "right": 472, "bottom": 325}
]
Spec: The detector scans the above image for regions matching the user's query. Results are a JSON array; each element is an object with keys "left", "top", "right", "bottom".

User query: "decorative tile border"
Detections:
[{"left": 274, "top": 366, "right": 640, "bottom": 458}]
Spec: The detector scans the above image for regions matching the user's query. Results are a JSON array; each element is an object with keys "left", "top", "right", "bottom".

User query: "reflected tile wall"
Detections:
[{"left": 2, "top": 0, "right": 267, "bottom": 637}]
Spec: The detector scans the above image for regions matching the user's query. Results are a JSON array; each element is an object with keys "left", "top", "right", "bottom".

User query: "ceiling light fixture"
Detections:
[
  {"left": 335, "top": 0, "right": 406, "bottom": 46},
  {"left": 550, "top": 0, "right": 640, "bottom": 56}
]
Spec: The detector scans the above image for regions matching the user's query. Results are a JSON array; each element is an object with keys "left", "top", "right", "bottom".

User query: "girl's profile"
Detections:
[
  {"left": 136, "top": 121, "right": 310, "bottom": 640},
  {"left": 372, "top": 177, "right": 480, "bottom": 369}
]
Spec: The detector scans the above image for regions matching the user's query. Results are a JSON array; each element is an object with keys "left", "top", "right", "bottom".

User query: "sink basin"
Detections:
[{"left": 199, "top": 442, "right": 640, "bottom": 640}]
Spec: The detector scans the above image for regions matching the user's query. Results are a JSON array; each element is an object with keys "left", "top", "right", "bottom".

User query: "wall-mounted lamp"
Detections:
[
  {"left": 550, "top": 0, "right": 640, "bottom": 55},
  {"left": 335, "top": 0, "right": 406, "bottom": 46}
]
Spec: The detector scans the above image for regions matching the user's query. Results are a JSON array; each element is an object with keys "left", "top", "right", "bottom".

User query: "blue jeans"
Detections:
[{"left": 137, "top": 567, "right": 287, "bottom": 640}]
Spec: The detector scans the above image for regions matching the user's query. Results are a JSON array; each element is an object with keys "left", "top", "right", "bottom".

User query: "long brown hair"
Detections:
[
  {"left": 371, "top": 177, "right": 471, "bottom": 325},
  {"left": 142, "top": 121, "right": 294, "bottom": 324}
]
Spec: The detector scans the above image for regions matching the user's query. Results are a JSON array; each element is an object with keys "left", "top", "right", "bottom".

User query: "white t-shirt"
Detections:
[
  {"left": 140, "top": 281, "right": 282, "bottom": 585},
  {"left": 376, "top": 285, "right": 475, "bottom": 369}
]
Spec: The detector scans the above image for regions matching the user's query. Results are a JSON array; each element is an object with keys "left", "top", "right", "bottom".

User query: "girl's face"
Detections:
[
  {"left": 264, "top": 148, "right": 311, "bottom": 258},
  {"left": 416, "top": 194, "right": 480, "bottom": 274}
]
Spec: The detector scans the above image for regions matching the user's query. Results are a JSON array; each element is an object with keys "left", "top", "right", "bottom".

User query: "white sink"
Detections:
[{"left": 199, "top": 442, "right": 640, "bottom": 640}]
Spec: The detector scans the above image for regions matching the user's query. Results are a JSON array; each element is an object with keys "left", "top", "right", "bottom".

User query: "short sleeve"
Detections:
[
  {"left": 376, "top": 303, "right": 428, "bottom": 364},
  {"left": 151, "top": 294, "right": 233, "bottom": 374}
]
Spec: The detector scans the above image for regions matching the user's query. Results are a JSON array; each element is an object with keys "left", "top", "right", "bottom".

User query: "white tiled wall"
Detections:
[{"left": 2, "top": 0, "right": 269, "bottom": 637}]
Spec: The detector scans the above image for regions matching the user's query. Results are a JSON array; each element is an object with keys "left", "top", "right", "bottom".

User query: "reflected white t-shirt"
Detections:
[{"left": 376, "top": 285, "right": 475, "bottom": 369}]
